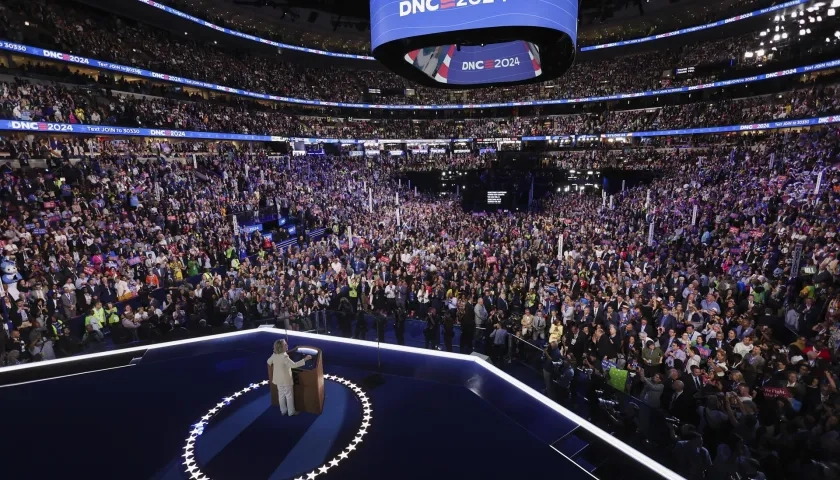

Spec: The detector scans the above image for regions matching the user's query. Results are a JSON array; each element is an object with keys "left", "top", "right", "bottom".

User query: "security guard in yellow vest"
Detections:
[
  {"left": 105, "top": 304, "right": 120, "bottom": 327},
  {"left": 348, "top": 276, "right": 359, "bottom": 308}
]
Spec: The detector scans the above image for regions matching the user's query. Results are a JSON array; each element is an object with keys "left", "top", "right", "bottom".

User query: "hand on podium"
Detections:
[{"left": 305, "top": 355, "right": 313, "bottom": 361}]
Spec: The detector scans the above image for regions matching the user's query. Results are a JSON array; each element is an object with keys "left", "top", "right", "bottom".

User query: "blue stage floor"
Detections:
[{"left": 0, "top": 339, "right": 591, "bottom": 480}]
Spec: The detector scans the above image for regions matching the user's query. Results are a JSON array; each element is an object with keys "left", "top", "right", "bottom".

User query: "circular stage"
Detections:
[{"left": 183, "top": 375, "right": 369, "bottom": 480}]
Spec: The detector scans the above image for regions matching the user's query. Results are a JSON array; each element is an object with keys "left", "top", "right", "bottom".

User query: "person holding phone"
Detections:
[{"left": 267, "top": 339, "right": 312, "bottom": 416}]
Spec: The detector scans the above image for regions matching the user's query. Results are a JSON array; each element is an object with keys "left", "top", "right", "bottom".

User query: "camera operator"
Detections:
[
  {"left": 582, "top": 353, "right": 607, "bottom": 421},
  {"left": 601, "top": 400, "right": 642, "bottom": 444},
  {"left": 353, "top": 303, "right": 368, "bottom": 340},
  {"left": 424, "top": 307, "right": 439, "bottom": 350},
  {"left": 671, "top": 429, "right": 712, "bottom": 480},
  {"left": 375, "top": 308, "right": 387, "bottom": 343},
  {"left": 489, "top": 321, "right": 508, "bottom": 366},
  {"left": 442, "top": 310, "right": 455, "bottom": 352},
  {"left": 542, "top": 340, "right": 563, "bottom": 398},
  {"left": 394, "top": 306, "right": 406, "bottom": 345}
]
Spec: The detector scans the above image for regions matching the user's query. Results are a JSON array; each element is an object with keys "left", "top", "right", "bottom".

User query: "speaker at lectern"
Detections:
[{"left": 270, "top": 346, "right": 325, "bottom": 414}]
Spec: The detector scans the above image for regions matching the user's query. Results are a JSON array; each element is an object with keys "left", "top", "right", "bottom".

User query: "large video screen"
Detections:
[
  {"left": 370, "top": 0, "right": 578, "bottom": 50},
  {"left": 404, "top": 43, "right": 542, "bottom": 85},
  {"left": 370, "top": 0, "right": 577, "bottom": 86}
]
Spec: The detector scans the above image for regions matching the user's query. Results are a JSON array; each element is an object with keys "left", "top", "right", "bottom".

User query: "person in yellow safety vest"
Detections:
[
  {"left": 48, "top": 317, "right": 66, "bottom": 339},
  {"left": 230, "top": 256, "right": 240, "bottom": 272},
  {"left": 92, "top": 301, "right": 106, "bottom": 327},
  {"left": 225, "top": 246, "right": 235, "bottom": 261},
  {"left": 202, "top": 271, "right": 213, "bottom": 283},
  {"left": 525, "top": 291, "right": 536, "bottom": 309},
  {"left": 348, "top": 275, "right": 359, "bottom": 306},
  {"left": 105, "top": 303, "right": 120, "bottom": 326},
  {"left": 84, "top": 307, "right": 103, "bottom": 331}
]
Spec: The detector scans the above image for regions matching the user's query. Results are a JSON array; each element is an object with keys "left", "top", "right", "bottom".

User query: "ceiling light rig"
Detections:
[{"left": 182, "top": 375, "right": 371, "bottom": 480}]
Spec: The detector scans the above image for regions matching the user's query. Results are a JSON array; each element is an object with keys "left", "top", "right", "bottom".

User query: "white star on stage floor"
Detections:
[{"left": 182, "top": 375, "right": 370, "bottom": 480}]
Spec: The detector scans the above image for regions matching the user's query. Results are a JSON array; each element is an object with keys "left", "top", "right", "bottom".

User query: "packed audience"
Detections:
[
  {"left": 0, "top": 1, "right": 839, "bottom": 477},
  {"left": 0, "top": 0, "right": 837, "bottom": 106},
  {"left": 2, "top": 76, "right": 839, "bottom": 143},
  {"left": 0, "top": 114, "right": 838, "bottom": 479}
]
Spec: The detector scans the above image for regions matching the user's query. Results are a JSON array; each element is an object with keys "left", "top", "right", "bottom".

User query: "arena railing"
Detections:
[
  {"left": 2, "top": 113, "right": 840, "bottom": 146},
  {"left": 506, "top": 331, "right": 684, "bottom": 476}
]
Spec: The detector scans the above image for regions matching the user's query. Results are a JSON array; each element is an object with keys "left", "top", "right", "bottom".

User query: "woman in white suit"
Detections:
[{"left": 267, "top": 340, "right": 311, "bottom": 416}]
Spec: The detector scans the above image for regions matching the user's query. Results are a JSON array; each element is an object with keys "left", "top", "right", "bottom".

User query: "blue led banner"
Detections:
[
  {"left": 1, "top": 116, "right": 838, "bottom": 143},
  {"left": 135, "top": 0, "right": 376, "bottom": 60},
  {"left": 580, "top": 0, "right": 809, "bottom": 52},
  {"left": 3, "top": 40, "right": 837, "bottom": 110}
]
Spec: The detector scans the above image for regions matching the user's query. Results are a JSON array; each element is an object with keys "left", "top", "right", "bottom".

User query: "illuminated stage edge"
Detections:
[{"left": 1, "top": 327, "right": 682, "bottom": 480}]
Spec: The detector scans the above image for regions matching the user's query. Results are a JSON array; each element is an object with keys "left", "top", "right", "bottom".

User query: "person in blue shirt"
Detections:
[{"left": 489, "top": 321, "right": 508, "bottom": 365}]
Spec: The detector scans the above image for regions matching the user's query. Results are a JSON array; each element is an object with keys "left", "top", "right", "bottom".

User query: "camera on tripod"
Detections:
[
  {"left": 594, "top": 389, "right": 619, "bottom": 409},
  {"left": 664, "top": 416, "right": 682, "bottom": 427}
]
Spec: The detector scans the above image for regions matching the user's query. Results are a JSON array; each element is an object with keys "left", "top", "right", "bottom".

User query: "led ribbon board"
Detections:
[
  {"left": 1, "top": 41, "right": 837, "bottom": 109},
  {"left": 370, "top": 0, "right": 578, "bottom": 88}
]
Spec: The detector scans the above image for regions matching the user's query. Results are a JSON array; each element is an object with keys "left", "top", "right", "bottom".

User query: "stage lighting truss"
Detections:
[{"left": 182, "top": 374, "right": 372, "bottom": 480}]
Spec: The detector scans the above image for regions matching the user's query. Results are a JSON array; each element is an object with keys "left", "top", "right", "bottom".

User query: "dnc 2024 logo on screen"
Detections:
[{"left": 398, "top": 0, "right": 503, "bottom": 16}]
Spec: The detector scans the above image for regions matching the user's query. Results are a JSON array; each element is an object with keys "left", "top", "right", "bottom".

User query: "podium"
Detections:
[{"left": 270, "top": 346, "right": 325, "bottom": 414}]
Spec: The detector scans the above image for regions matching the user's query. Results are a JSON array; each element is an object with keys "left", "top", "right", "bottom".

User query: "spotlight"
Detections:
[
  {"left": 782, "top": 32, "right": 789, "bottom": 39},
  {"left": 829, "top": 8, "right": 836, "bottom": 16},
  {"left": 773, "top": 34, "right": 780, "bottom": 41},
  {"left": 756, "top": 49, "right": 765, "bottom": 56},
  {"left": 800, "top": 28, "right": 807, "bottom": 35},
  {"left": 744, "top": 51, "right": 754, "bottom": 58}
]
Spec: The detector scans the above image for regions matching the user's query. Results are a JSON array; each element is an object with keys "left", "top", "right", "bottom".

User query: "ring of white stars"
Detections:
[{"left": 183, "top": 374, "right": 371, "bottom": 480}]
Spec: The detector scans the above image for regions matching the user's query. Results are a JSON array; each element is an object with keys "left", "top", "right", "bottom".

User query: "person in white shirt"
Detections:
[
  {"left": 267, "top": 340, "right": 311, "bottom": 416},
  {"left": 733, "top": 336, "right": 753, "bottom": 358}
]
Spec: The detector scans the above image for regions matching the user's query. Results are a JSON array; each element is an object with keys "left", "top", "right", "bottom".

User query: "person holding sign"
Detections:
[{"left": 267, "top": 339, "right": 311, "bottom": 416}]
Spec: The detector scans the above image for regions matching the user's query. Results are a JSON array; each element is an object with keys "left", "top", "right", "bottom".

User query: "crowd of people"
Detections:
[
  {"left": 2, "top": 76, "right": 839, "bottom": 143},
  {"left": 0, "top": 1, "right": 839, "bottom": 477},
  {"left": 0, "top": 0, "right": 836, "bottom": 107},
  {"left": 0, "top": 117, "right": 837, "bottom": 479}
]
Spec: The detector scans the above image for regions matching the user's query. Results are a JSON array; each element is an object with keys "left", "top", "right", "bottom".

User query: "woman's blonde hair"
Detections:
[{"left": 273, "top": 339, "right": 287, "bottom": 354}]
